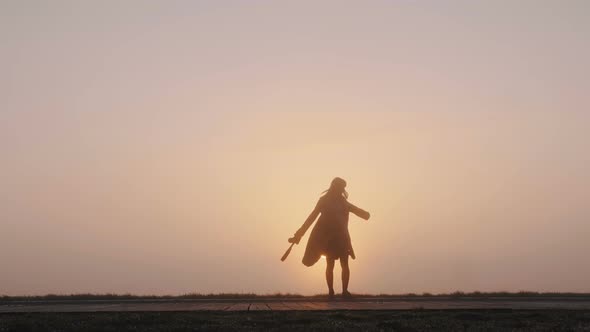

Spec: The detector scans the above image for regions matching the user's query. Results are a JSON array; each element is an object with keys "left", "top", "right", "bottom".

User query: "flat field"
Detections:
[
  {"left": 2, "top": 310, "right": 590, "bottom": 331},
  {"left": 2, "top": 294, "right": 590, "bottom": 331}
]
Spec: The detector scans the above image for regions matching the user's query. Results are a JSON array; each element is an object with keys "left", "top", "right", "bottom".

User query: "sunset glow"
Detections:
[{"left": 1, "top": 1, "right": 589, "bottom": 296}]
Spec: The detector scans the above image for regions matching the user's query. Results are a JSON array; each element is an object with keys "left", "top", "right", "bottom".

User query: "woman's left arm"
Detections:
[
  {"left": 291, "top": 199, "right": 322, "bottom": 244},
  {"left": 348, "top": 202, "right": 370, "bottom": 220}
]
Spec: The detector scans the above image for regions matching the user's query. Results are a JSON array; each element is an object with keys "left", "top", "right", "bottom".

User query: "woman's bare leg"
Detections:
[
  {"left": 340, "top": 255, "right": 350, "bottom": 295},
  {"left": 326, "top": 257, "right": 335, "bottom": 296}
]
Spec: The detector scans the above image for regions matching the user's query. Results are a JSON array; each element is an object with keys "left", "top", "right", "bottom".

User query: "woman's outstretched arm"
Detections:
[
  {"left": 291, "top": 199, "right": 322, "bottom": 244},
  {"left": 348, "top": 202, "right": 370, "bottom": 220}
]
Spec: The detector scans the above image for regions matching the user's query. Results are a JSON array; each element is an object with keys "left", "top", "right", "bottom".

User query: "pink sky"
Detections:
[{"left": 1, "top": 1, "right": 589, "bottom": 295}]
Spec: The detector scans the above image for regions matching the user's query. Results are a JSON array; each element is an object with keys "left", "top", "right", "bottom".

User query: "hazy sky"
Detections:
[{"left": 2, "top": 1, "right": 589, "bottom": 296}]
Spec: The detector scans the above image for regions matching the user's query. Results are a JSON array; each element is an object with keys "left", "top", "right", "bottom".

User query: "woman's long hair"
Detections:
[{"left": 322, "top": 177, "right": 348, "bottom": 199}]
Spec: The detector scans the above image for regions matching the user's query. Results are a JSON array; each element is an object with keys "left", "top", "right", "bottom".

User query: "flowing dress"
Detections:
[{"left": 295, "top": 194, "right": 369, "bottom": 267}]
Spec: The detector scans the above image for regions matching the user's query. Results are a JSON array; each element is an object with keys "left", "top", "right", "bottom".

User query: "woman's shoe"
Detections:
[
  {"left": 328, "top": 289, "right": 335, "bottom": 300},
  {"left": 342, "top": 291, "right": 353, "bottom": 299}
]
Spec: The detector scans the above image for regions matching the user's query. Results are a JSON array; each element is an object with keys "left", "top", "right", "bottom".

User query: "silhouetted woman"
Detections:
[{"left": 290, "top": 177, "right": 370, "bottom": 298}]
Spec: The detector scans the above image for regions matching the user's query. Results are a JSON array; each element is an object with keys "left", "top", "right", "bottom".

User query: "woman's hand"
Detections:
[
  {"left": 357, "top": 210, "right": 370, "bottom": 221},
  {"left": 348, "top": 202, "right": 370, "bottom": 220},
  {"left": 289, "top": 235, "right": 301, "bottom": 244}
]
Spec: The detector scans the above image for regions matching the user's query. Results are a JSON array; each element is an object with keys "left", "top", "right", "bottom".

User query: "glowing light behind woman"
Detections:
[{"left": 1, "top": 1, "right": 589, "bottom": 295}]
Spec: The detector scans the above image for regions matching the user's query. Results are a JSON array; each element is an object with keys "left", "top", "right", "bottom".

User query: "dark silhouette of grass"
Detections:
[
  {"left": 0, "top": 293, "right": 305, "bottom": 303},
  {"left": 2, "top": 291, "right": 590, "bottom": 302}
]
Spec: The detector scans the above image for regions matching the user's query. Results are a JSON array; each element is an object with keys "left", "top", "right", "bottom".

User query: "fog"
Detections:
[{"left": 1, "top": 1, "right": 589, "bottom": 295}]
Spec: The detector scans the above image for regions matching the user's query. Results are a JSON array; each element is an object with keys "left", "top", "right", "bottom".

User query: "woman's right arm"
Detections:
[{"left": 348, "top": 202, "right": 371, "bottom": 220}]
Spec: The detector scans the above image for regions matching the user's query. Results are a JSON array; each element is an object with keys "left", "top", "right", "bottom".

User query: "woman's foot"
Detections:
[
  {"left": 328, "top": 289, "right": 335, "bottom": 300},
  {"left": 342, "top": 291, "right": 353, "bottom": 299}
]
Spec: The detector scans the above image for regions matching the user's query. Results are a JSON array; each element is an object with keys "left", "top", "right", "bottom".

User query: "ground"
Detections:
[
  {"left": 2, "top": 310, "right": 590, "bottom": 331},
  {"left": 2, "top": 295, "right": 590, "bottom": 331}
]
